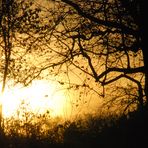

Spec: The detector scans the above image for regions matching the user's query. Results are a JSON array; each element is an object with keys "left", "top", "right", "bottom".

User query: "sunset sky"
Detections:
[
  {"left": 0, "top": 0, "right": 144, "bottom": 121},
  {"left": 0, "top": 79, "right": 102, "bottom": 119},
  {"left": 0, "top": 1, "right": 147, "bottom": 147}
]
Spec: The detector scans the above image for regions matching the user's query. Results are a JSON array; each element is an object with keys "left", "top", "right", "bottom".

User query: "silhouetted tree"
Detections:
[
  {"left": 0, "top": 0, "right": 56, "bottom": 132},
  {"left": 0, "top": 0, "right": 147, "bottom": 133},
  {"left": 41, "top": 0, "right": 147, "bottom": 114}
]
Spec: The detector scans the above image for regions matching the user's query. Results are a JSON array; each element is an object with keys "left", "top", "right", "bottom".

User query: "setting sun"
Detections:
[
  {"left": 0, "top": 80, "right": 69, "bottom": 118},
  {"left": 0, "top": 0, "right": 147, "bottom": 147}
]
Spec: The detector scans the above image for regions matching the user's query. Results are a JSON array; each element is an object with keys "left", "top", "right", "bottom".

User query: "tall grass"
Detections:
[{"left": 0, "top": 101, "right": 148, "bottom": 148}]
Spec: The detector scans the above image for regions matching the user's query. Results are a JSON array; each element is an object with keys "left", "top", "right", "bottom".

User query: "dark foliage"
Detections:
[{"left": 0, "top": 110, "right": 148, "bottom": 148}]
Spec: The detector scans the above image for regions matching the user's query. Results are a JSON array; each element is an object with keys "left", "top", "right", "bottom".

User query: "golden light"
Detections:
[{"left": 0, "top": 80, "right": 70, "bottom": 118}]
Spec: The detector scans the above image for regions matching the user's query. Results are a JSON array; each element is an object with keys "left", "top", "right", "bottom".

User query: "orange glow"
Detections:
[{"left": 0, "top": 80, "right": 69, "bottom": 118}]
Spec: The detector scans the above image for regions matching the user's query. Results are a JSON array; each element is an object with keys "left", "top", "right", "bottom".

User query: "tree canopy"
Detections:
[
  {"left": 0, "top": 0, "right": 147, "bottom": 116},
  {"left": 41, "top": 0, "right": 147, "bottom": 113}
]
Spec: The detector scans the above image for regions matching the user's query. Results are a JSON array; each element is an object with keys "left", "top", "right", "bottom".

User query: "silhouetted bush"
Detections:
[{"left": 0, "top": 106, "right": 148, "bottom": 148}]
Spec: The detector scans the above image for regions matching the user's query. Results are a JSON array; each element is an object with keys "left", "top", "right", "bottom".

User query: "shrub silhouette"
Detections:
[{"left": 0, "top": 105, "right": 148, "bottom": 148}]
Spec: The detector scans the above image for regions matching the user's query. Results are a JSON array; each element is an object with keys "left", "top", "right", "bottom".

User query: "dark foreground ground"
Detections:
[{"left": 0, "top": 109, "right": 148, "bottom": 148}]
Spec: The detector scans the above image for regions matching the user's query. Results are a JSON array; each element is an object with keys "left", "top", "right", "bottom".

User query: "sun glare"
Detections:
[{"left": 0, "top": 80, "right": 69, "bottom": 118}]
